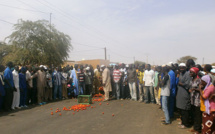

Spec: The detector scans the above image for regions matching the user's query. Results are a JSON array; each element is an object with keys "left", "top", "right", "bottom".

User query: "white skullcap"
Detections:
[
  {"left": 162, "top": 64, "right": 166, "bottom": 67},
  {"left": 43, "top": 66, "right": 47, "bottom": 70},
  {"left": 86, "top": 67, "right": 90, "bottom": 70},
  {"left": 167, "top": 62, "right": 173, "bottom": 67},
  {"left": 39, "top": 65, "right": 44, "bottom": 68},
  {"left": 179, "top": 63, "right": 186, "bottom": 67},
  {"left": 101, "top": 65, "right": 105, "bottom": 68},
  {"left": 211, "top": 69, "right": 215, "bottom": 73}
]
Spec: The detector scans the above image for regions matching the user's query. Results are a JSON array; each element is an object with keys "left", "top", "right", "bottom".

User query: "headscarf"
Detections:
[
  {"left": 201, "top": 75, "right": 212, "bottom": 114},
  {"left": 190, "top": 67, "right": 199, "bottom": 75}
]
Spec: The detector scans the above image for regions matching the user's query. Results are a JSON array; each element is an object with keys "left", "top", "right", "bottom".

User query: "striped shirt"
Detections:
[
  {"left": 77, "top": 70, "right": 85, "bottom": 83},
  {"left": 113, "top": 69, "right": 122, "bottom": 83}
]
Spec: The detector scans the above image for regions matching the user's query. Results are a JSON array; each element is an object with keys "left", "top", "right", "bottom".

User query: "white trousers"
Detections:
[{"left": 11, "top": 88, "right": 20, "bottom": 109}]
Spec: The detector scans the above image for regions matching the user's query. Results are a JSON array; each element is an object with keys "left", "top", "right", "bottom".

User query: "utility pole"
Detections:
[
  {"left": 50, "top": 13, "right": 52, "bottom": 32},
  {"left": 104, "top": 47, "right": 107, "bottom": 60},
  {"left": 146, "top": 56, "right": 148, "bottom": 64},
  {"left": 202, "top": 57, "right": 204, "bottom": 65}
]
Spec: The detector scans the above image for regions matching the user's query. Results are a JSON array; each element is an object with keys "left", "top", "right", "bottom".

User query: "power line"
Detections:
[
  {"left": 108, "top": 49, "right": 133, "bottom": 59},
  {"left": 72, "top": 42, "right": 104, "bottom": 49},
  {"left": 0, "top": 3, "right": 48, "bottom": 14},
  {"left": 35, "top": 0, "right": 109, "bottom": 43},
  {"left": 0, "top": 19, "right": 14, "bottom": 25},
  {"left": 17, "top": 0, "right": 49, "bottom": 14},
  {"left": 71, "top": 48, "right": 103, "bottom": 53}
]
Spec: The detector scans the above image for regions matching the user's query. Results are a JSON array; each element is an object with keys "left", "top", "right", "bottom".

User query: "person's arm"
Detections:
[
  {"left": 143, "top": 71, "right": 146, "bottom": 82},
  {"left": 209, "top": 94, "right": 215, "bottom": 100},
  {"left": 161, "top": 75, "right": 169, "bottom": 87},
  {"left": 179, "top": 73, "right": 191, "bottom": 90},
  {"left": 102, "top": 70, "right": 107, "bottom": 86},
  {"left": 151, "top": 71, "right": 155, "bottom": 85}
]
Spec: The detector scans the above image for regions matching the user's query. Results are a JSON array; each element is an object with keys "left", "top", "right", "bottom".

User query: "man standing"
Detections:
[
  {"left": 94, "top": 65, "right": 101, "bottom": 95},
  {"left": 113, "top": 65, "right": 122, "bottom": 100},
  {"left": 127, "top": 64, "right": 137, "bottom": 101},
  {"left": 101, "top": 65, "right": 112, "bottom": 101},
  {"left": 19, "top": 67, "right": 28, "bottom": 108},
  {"left": 137, "top": 65, "right": 144, "bottom": 102},
  {"left": 70, "top": 64, "right": 79, "bottom": 97},
  {"left": 143, "top": 64, "right": 155, "bottom": 104},
  {"left": 77, "top": 65, "right": 85, "bottom": 95},
  {"left": 161, "top": 66, "right": 171, "bottom": 125},
  {"left": 0, "top": 65, "right": 5, "bottom": 111},
  {"left": 154, "top": 66, "right": 162, "bottom": 105},
  {"left": 3, "top": 62, "right": 15, "bottom": 111},
  {"left": 176, "top": 63, "right": 192, "bottom": 129},
  {"left": 26, "top": 66, "right": 33, "bottom": 105},
  {"left": 12, "top": 66, "right": 20, "bottom": 109},
  {"left": 85, "top": 67, "right": 92, "bottom": 95},
  {"left": 35, "top": 65, "right": 46, "bottom": 105},
  {"left": 62, "top": 68, "right": 68, "bottom": 99},
  {"left": 167, "top": 63, "right": 176, "bottom": 119},
  {"left": 53, "top": 67, "right": 63, "bottom": 100},
  {"left": 45, "top": 69, "right": 53, "bottom": 101}
]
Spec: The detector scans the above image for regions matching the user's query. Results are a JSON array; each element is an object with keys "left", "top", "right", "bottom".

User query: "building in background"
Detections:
[{"left": 64, "top": 59, "right": 110, "bottom": 69}]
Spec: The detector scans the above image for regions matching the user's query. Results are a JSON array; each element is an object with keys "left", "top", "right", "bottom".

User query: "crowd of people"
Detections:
[{"left": 0, "top": 59, "right": 215, "bottom": 134}]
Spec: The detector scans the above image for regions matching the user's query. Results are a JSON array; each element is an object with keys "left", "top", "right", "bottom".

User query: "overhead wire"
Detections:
[
  {"left": 0, "top": 3, "right": 48, "bottom": 14},
  {"left": 0, "top": 19, "right": 14, "bottom": 25}
]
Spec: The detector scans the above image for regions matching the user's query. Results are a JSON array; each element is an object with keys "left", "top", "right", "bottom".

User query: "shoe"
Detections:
[
  {"left": 39, "top": 103, "right": 43, "bottom": 106},
  {"left": 188, "top": 129, "right": 196, "bottom": 132},
  {"left": 15, "top": 107, "right": 21, "bottom": 109},
  {"left": 42, "top": 102, "right": 47, "bottom": 105},
  {"left": 11, "top": 108, "right": 15, "bottom": 110},
  {"left": 24, "top": 105, "right": 28, "bottom": 108},
  {"left": 162, "top": 122, "right": 170, "bottom": 125},
  {"left": 161, "top": 120, "right": 166, "bottom": 123},
  {"left": 20, "top": 105, "right": 24, "bottom": 108},
  {"left": 121, "top": 98, "right": 124, "bottom": 100}
]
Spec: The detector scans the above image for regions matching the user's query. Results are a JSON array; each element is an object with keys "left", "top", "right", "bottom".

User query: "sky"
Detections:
[{"left": 0, "top": 0, "right": 215, "bottom": 65}]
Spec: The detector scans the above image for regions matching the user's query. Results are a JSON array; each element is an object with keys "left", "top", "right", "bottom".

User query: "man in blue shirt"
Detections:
[
  {"left": 0, "top": 65, "right": 5, "bottom": 111},
  {"left": 3, "top": 62, "right": 16, "bottom": 111}
]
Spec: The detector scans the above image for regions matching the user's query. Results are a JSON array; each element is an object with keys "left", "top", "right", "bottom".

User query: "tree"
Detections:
[
  {"left": 2, "top": 19, "right": 72, "bottom": 66},
  {"left": 176, "top": 55, "right": 197, "bottom": 63},
  {"left": 0, "top": 42, "right": 13, "bottom": 64},
  {"left": 134, "top": 60, "right": 146, "bottom": 67}
]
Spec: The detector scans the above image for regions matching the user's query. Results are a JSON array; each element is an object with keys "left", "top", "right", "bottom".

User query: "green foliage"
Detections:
[
  {"left": 2, "top": 19, "right": 72, "bottom": 66},
  {"left": 134, "top": 60, "right": 146, "bottom": 67},
  {"left": 176, "top": 55, "right": 197, "bottom": 63}
]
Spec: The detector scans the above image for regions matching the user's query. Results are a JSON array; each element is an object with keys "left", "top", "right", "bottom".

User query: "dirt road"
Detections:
[{"left": 0, "top": 99, "right": 189, "bottom": 134}]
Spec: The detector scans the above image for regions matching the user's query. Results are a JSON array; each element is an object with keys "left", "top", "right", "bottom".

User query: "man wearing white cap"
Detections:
[
  {"left": 33, "top": 65, "right": 46, "bottom": 105},
  {"left": 176, "top": 63, "right": 192, "bottom": 128},
  {"left": 101, "top": 65, "right": 112, "bottom": 101},
  {"left": 211, "top": 68, "right": 215, "bottom": 86}
]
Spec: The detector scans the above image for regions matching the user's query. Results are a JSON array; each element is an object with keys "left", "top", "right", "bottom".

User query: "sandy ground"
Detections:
[{"left": 0, "top": 99, "right": 190, "bottom": 134}]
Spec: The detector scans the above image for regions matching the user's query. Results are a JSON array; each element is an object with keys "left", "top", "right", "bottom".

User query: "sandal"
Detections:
[{"left": 178, "top": 125, "right": 187, "bottom": 129}]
